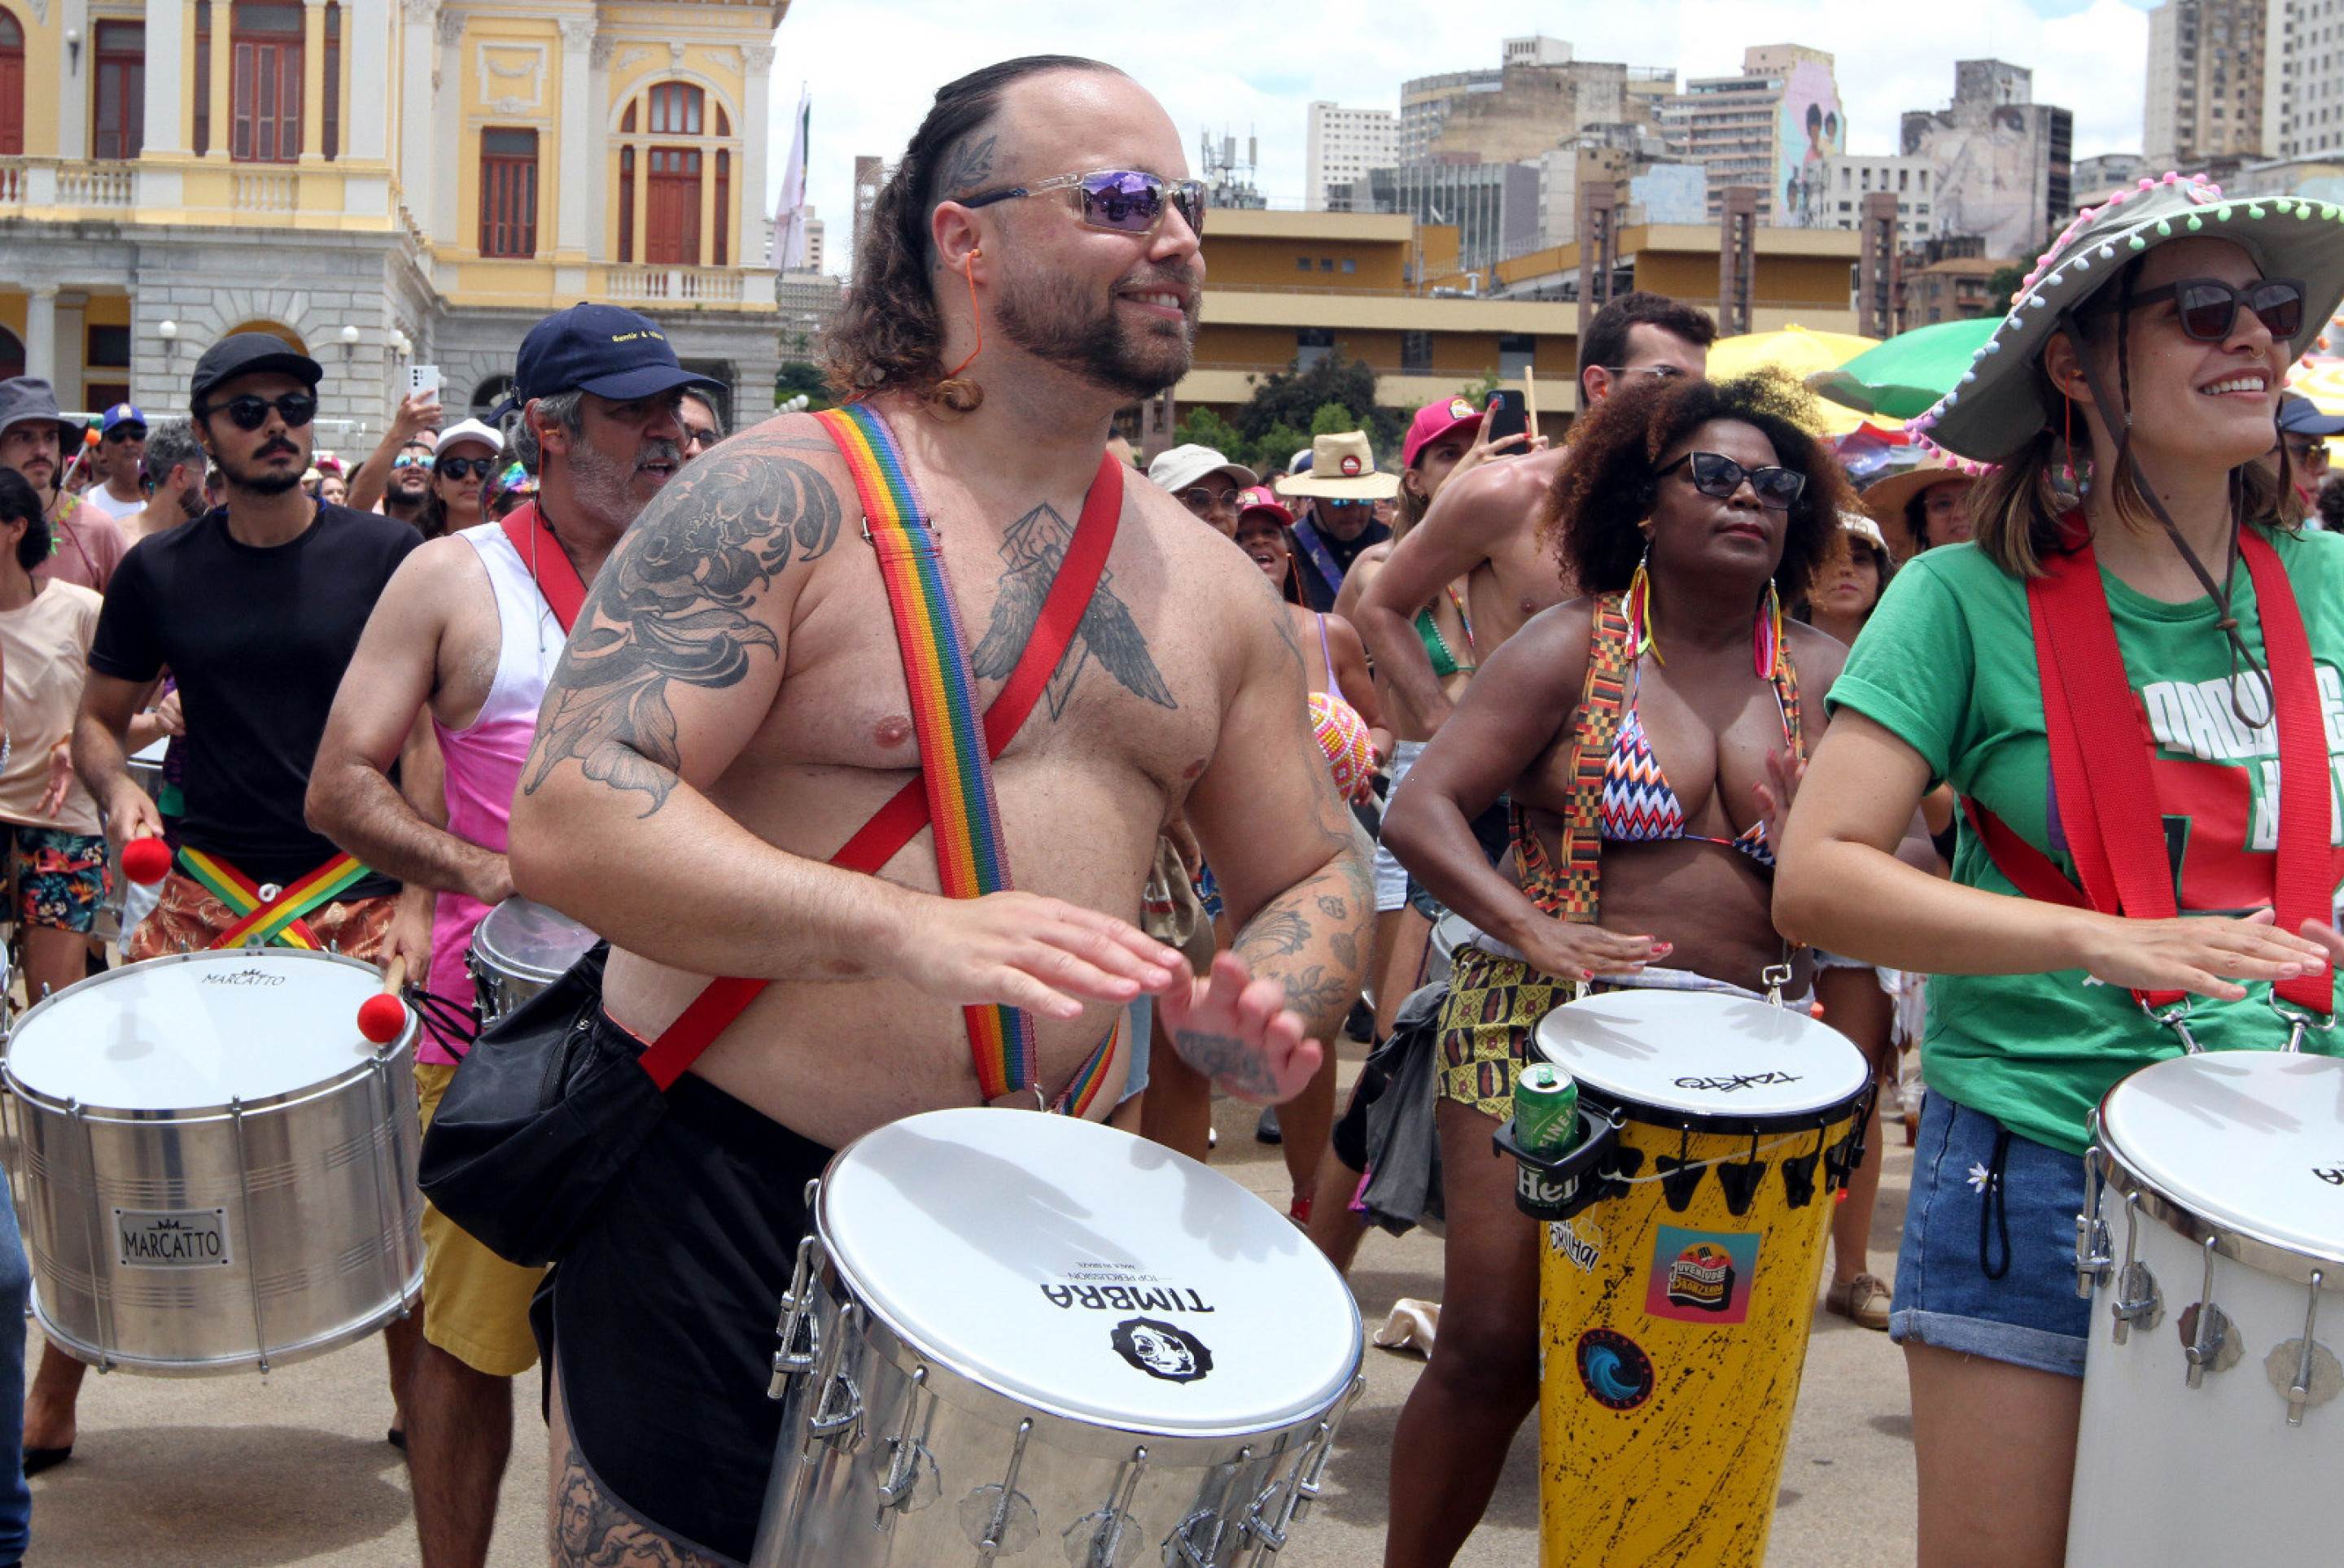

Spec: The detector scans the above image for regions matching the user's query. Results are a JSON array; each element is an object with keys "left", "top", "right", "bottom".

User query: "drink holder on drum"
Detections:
[{"left": 763, "top": 1176, "right": 1359, "bottom": 1566}]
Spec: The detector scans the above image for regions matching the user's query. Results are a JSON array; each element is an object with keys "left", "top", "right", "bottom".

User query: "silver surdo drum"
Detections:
[
  {"left": 2, "top": 950, "right": 423, "bottom": 1374},
  {"left": 466, "top": 895, "right": 597, "bottom": 1029},
  {"left": 752, "top": 1108, "right": 1364, "bottom": 1567}
]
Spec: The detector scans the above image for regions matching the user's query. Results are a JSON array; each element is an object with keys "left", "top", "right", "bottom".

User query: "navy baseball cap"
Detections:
[
  {"left": 2279, "top": 393, "right": 2344, "bottom": 439},
  {"left": 100, "top": 402, "right": 146, "bottom": 435},
  {"left": 492, "top": 304, "right": 701, "bottom": 421},
  {"left": 190, "top": 333, "right": 323, "bottom": 406}
]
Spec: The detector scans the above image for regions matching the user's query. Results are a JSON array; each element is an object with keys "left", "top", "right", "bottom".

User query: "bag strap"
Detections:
[
  {"left": 2236, "top": 528, "right": 2332, "bottom": 1016},
  {"left": 635, "top": 408, "right": 1124, "bottom": 1093},
  {"left": 1547, "top": 592, "right": 1637, "bottom": 924},
  {"left": 498, "top": 501, "right": 588, "bottom": 635},
  {"left": 1289, "top": 519, "right": 1345, "bottom": 600}
]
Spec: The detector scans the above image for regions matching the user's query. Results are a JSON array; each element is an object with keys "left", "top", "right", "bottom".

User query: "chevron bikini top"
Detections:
[{"left": 1599, "top": 673, "right": 1787, "bottom": 868}]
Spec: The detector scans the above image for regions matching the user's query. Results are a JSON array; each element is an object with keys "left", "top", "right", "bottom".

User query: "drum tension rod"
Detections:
[
  {"left": 2074, "top": 1147, "right": 2113, "bottom": 1299},
  {"left": 2286, "top": 1270, "right": 2325, "bottom": 1427},
  {"left": 973, "top": 1418, "right": 1036, "bottom": 1565},
  {"left": 2110, "top": 1193, "right": 2160, "bottom": 1345},
  {"left": 2184, "top": 1235, "right": 2230, "bottom": 1389},
  {"left": 873, "top": 1365, "right": 929, "bottom": 1514}
]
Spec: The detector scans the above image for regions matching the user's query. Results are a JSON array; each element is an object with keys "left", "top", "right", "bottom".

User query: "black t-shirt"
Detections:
[
  {"left": 1292, "top": 515, "right": 1392, "bottom": 611},
  {"left": 90, "top": 502, "right": 422, "bottom": 895}
]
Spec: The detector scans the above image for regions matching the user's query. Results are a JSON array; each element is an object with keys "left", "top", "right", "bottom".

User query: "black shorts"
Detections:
[{"left": 534, "top": 1028, "right": 832, "bottom": 1566}]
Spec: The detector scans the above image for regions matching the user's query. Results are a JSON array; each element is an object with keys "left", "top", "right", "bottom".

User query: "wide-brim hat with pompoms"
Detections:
[{"left": 1910, "top": 171, "right": 2344, "bottom": 465}]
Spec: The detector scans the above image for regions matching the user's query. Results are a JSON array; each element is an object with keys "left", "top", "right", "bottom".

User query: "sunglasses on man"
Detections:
[
  {"left": 102, "top": 426, "right": 146, "bottom": 443},
  {"left": 962, "top": 168, "right": 1207, "bottom": 240},
  {"left": 197, "top": 392, "right": 317, "bottom": 431},
  {"left": 1658, "top": 451, "right": 1808, "bottom": 510}
]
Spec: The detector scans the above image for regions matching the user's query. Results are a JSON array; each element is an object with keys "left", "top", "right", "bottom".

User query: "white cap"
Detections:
[
  {"left": 1146, "top": 444, "right": 1257, "bottom": 495},
  {"left": 434, "top": 417, "right": 504, "bottom": 456}
]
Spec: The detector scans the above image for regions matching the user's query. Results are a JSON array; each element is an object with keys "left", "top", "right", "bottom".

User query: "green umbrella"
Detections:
[{"left": 1806, "top": 318, "right": 2001, "bottom": 422}]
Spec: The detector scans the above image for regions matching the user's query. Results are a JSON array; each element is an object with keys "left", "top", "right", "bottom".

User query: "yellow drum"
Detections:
[{"left": 1499, "top": 989, "right": 1872, "bottom": 1567}]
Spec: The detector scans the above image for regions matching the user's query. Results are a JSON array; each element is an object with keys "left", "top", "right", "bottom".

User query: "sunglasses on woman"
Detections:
[
  {"left": 1658, "top": 452, "right": 1808, "bottom": 509},
  {"left": 435, "top": 456, "right": 494, "bottom": 481},
  {"left": 199, "top": 393, "right": 317, "bottom": 431},
  {"left": 960, "top": 168, "right": 1207, "bottom": 239},
  {"left": 2102, "top": 277, "right": 2307, "bottom": 343}
]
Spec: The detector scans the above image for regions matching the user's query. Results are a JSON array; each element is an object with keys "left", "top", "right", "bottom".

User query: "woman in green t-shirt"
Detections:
[{"left": 1778, "top": 177, "right": 2344, "bottom": 1563}]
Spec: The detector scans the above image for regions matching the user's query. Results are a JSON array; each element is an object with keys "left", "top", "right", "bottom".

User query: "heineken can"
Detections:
[{"left": 1514, "top": 1064, "right": 1581, "bottom": 1155}]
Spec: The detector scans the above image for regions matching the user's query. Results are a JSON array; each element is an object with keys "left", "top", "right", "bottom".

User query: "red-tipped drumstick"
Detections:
[
  {"left": 121, "top": 834, "right": 171, "bottom": 884},
  {"left": 357, "top": 956, "right": 409, "bottom": 1043}
]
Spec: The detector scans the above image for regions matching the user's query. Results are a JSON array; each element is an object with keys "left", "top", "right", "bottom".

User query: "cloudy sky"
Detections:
[{"left": 768, "top": 0, "right": 2160, "bottom": 273}]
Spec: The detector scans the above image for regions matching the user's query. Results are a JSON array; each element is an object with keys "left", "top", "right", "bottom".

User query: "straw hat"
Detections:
[
  {"left": 1913, "top": 172, "right": 2344, "bottom": 464},
  {"left": 1274, "top": 431, "right": 1401, "bottom": 500},
  {"left": 1861, "top": 456, "right": 1975, "bottom": 535}
]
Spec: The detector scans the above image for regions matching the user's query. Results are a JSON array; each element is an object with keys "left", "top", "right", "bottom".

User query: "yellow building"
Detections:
[{"left": 0, "top": 0, "right": 784, "bottom": 428}]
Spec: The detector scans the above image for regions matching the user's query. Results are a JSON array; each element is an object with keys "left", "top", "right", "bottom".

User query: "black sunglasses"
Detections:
[
  {"left": 435, "top": 456, "right": 494, "bottom": 481},
  {"left": 200, "top": 392, "right": 317, "bottom": 431},
  {"left": 1659, "top": 451, "right": 1807, "bottom": 510},
  {"left": 2107, "top": 277, "right": 2306, "bottom": 344},
  {"left": 102, "top": 426, "right": 146, "bottom": 443},
  {"left": 682, "top": 426, "right": 719, "bottom": 450},
  {"left": 962, "top": 168, "right": 1207, "bottom": 239}
]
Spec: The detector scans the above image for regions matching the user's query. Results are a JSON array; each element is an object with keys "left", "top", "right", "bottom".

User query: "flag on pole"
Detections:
[{"left": 775, "top": 85, "right": 811, "bottom": 271}]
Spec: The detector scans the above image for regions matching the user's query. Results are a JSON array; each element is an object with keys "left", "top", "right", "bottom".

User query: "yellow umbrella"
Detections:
[
  {"left": 1703, "top": 325, "right": 1880, "bottom": 436},
  {"left": 2288, "top": 359, "right": 2344, "bottom": 418}
]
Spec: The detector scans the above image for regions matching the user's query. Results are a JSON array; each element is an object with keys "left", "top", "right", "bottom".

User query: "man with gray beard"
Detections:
[
  {"left": 307, "top": 303, "right": 695, "bottom": 1568},
  {"left": 127, "top": 418, "right": 208, "bottom": 544}
]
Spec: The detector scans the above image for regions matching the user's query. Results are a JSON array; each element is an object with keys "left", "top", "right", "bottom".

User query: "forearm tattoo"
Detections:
[{"left": 522, "top": 444, "right": 842, "bottom": 814}]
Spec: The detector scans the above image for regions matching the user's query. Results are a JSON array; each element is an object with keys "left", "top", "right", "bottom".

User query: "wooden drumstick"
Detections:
[
  {"left": 358, "top": 957, "right": 409, "bottom": 1043},
  {"left": 1523, "top": 365, "right": 1540, "bottom": 440}
]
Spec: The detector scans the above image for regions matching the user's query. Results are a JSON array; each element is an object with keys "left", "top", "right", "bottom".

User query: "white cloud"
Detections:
[{"left": 767, "top": 0, "right": 2155, "bottom": 274}]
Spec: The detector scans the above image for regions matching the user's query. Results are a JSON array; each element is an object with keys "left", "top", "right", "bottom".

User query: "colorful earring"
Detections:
[
  {"left": 1626, "top": 536, "right": 1660, "bottom": 662},
  {"left": 1755, "top": 579, "right": 1783, "bottom": 679}
]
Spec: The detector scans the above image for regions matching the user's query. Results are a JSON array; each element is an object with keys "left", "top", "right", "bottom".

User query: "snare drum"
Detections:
[
  {"left": 466, "top": 896, "right": 596, "bottom": 1029},
  {"left": 127, "top": 736, "right": 168, "bottom": 801},
  {"left": 1505, "top": 989, "right": 1871, "bottom": 1567},
  {"left": 750, "top": 1108, "right": 1364, "bottom": 1567},
  {"left": 2068, "top": 1050, "right": 2344, "bottom": 1562},
  {"left": 2, "top": 950, "right": 423, "bottom": 1375}
]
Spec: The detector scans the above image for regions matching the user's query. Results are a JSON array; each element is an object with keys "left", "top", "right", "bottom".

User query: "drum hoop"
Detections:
[
  {"left": 807, "top": 1130, "right": 1366, "bottom": 1457},
  {"left": 28, "top": 1263, "right": 423, "bottom": 1377},
  {"left": 1581, "top": 1081, "right": 1873, "bottom": 1141},
  {"left": 2088, "top": 1107, "right": 2344, "bottom": 1292},
  {"left": 2, "top": 948, "right": 413, "bottom": 1119}
]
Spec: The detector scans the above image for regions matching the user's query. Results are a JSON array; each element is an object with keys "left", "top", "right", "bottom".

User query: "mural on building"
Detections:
[
  {"left": 1778, "top": 59, "right": 1846, "bottom": 229},
  {"left": 1914, "top": 106, "right": 2041, "bottom": 259}
]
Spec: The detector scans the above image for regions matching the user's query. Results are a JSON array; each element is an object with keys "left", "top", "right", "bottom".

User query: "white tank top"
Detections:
[{"left": 453, "top": 518, "right": 563, "bottom": 735}]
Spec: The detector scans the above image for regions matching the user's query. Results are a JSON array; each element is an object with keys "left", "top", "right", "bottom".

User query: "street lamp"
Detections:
[
  {"left": 158, "top": 319, "right": 178, "bottom": 362},
  {"left": 339, "top": 324, "right": 361, "bottom": 360}
]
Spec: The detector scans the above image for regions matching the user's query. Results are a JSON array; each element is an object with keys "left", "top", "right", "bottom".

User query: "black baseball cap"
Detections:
[
  {"left": 190, "top": 333, "right": 324, "bottom": 408},
  {"left": 491, "top": 303, "right": 701, "bottom": 421}
]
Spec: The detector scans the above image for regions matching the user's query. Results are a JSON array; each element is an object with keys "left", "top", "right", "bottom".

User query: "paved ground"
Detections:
[{"left": 18, "top": 1047, "right": 1919, "bottom": 1566}]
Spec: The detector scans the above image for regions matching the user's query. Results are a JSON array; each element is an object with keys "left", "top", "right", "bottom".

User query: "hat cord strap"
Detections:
[{"left": 2057, "top": 309, "right": 2274, "bottom": 729}]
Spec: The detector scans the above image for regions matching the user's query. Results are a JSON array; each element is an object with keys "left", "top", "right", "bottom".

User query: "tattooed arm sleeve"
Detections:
[
  {"left": 506, "top": 429, "right": 920, "bottom": 979},
  {"left": 1181, "top": 574, "right": 1378, "bottom": 1058}
]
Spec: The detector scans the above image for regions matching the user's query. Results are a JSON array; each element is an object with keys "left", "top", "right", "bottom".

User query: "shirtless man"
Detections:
[
  {"left": 1353, "top": 291, "right": 1715, "bottom": 729},
  {"left": 307, "top": 303, "right": 695, "bottom": 1568},
  {"left": 507, "top": 56, "right": 1374, "bottom": 1566}
]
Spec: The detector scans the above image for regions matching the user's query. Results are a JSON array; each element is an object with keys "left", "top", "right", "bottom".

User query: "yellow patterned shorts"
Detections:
[{"left": 1436, "top": 945, "right": 1573, "bottom": 1120}]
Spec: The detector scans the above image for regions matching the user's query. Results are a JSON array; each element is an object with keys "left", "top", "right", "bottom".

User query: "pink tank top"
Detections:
[{"left": 422, "top": 521, "right": 566, "bottom": 1063}]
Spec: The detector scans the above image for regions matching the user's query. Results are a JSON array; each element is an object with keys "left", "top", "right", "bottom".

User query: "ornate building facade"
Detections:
[{"left": 0, "top": 0, "right": 783, "bottom": 429}]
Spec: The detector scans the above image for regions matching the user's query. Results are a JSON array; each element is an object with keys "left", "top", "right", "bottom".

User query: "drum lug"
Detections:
[
  {"left": 767, "top": 1234, "right": 825, "bottom": 1399},
  {"left": 2272, "top": 1269, "right": 2340, "bottom": 1427},
  {"left": 2183, "top": 1236, "right": 2236, "bottom": 1389},
  {"left": 2075, "top": 1146, "right": 2113, "bottom": 1299},
  {"left": 872, "top": 1365, "right": 938, "bottom": 1518},
  {"left": 1165, "top": 1445, "right": 1250, "bottom": 1568},
  {"left": 2110, "top": 1195, "right": 2162, "bottom": 1343},
  {"left": 803, "top": 1301, "right": 861, "bottom": 1448},
  {"left": 1061, "top": 1444, "right": 1148, "bottom": 1568},
  {"left": 960, "top": 1416, "right": 1039, "bottom": 1564}
]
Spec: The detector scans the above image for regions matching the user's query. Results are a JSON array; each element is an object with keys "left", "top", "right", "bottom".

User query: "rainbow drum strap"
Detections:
[{"left": 816, "top": 404, "right": 1035, "bottom": 1103}]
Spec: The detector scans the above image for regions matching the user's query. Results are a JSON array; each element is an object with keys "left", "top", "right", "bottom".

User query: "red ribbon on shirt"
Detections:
[{"left": 499, "top": 502, "right": 587, "bottom": 635}]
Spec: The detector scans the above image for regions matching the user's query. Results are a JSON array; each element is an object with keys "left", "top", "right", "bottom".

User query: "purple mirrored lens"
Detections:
[{"left": 1081, "top": 171, "right": 1165, "bottom": 231}]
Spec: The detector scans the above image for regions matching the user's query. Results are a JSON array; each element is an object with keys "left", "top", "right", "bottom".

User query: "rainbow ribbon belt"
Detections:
[
  {"left": 816, "top": 404, "right": 1036, "bottom": 1104},
  {"left": 177, "top": 847, "right": 369, "bottom": 950}
]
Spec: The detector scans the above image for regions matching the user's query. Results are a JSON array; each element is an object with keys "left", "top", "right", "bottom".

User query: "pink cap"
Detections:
[
  {"left": 1402, "top": 395, "right": 1488, "bottom": 470},
  {"left": 1235, "top": 484, "right": 1292, "bottom": 526}
]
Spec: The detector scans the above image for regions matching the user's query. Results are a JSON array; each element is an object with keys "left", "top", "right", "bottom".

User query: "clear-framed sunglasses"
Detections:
[{"left": 960, "top": 168, "right": 1207, "bottom": 240}]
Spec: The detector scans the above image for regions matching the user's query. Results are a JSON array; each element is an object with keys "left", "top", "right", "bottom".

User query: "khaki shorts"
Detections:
[{"left": 415, "top": 1060, "right": 547, "bottom": 1377}]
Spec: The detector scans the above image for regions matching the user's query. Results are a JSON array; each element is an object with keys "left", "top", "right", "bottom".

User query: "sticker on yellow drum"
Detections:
[{"left": 1531, "top": 989, "right": 1871, "bottom": 1568}]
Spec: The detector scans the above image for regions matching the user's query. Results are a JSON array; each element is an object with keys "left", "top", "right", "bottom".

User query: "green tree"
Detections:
[
  {"left": 1172, "top": 406, "right": 1248, "bottom": 462},
  {"left": 774, "top": 360, "right": 833, "bottom": 412},
  {"left": 1459, "top": 369, "right": 1504, "bottom": 408},
  {"left": 1250, "top": 421, "right": 1311, "bottom": 478},
  {"left": 1986, "top": 265, "right": 2027, "bottom": 316},
  {"left": 1310, "top": 400, "right": 1357, "bottom": 438},
  {"left": 1232, "top": 355, "right": 1406, "bottom": 467}
]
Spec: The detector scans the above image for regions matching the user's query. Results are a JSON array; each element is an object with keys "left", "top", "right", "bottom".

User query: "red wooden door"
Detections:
[{"left": 645, "top": 148, "right": 701, "bottom": 265}]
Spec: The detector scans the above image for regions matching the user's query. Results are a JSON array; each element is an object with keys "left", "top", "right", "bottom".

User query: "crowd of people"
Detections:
[{"left": 0, "top": 49, "right": 2335, "bottom": 1568}]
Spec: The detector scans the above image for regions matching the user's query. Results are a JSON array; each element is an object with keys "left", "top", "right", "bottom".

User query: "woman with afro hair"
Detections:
[{"left": 1377, "top": 369, "right": 1861, "bottom": 1564}]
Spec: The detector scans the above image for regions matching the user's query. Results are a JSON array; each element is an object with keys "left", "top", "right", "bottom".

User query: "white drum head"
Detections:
[
  {"left": 6, "top": 950, "right": 394, "bottom": 1112},
  {"left": 820, "top": 1108, "right": 1359, "bottom": 1435},
  {"left": 2098, "top": 1050, "right": 2344, "bottom": 1268},
  {"left": 129, "top": 738, "right": 168, "bottom": 766},
  {"left": 1534, "top": 989, "right": 1870, "bottom": 1122},
  {"left": 474, "top": 897, "right": 596, "bottom": 982}
]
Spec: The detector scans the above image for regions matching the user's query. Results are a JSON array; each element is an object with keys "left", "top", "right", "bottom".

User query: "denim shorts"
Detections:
[{"left": 1889, "top": 1089, "right": 2091, "bottom": 1378}]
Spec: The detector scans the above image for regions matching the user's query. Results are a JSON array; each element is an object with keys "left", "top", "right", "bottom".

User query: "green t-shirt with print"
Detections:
[{"left": 1828, "top": 531, "right": 2344, "bottom": 1156}]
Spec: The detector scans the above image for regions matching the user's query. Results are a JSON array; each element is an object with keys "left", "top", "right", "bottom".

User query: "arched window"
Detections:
[
  {"left": 614, "top": 80, "right": 736, "bottom": 268},
  {"left": 225, "top": 319, "right": 308, "bottom": 354},
  {"left": 647, "top": 82, "right": 700, "bottom": 135},
  {"left": 0, "top": 8, "right": 24, "bottom": 157},
  {"left": 470, "top": 375, "right": 513, "bottom": 416}
]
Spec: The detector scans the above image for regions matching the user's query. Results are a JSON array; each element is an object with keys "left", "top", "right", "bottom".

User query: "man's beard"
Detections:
[
  {"left": 995, "top": 270, "right": 1194, "bottom": 402},
  {"left": 177, "top": 484, "right": 206, "bottom": 519},
  {"left": 217, "top": 447, "right": 306, "bottom": 496}
]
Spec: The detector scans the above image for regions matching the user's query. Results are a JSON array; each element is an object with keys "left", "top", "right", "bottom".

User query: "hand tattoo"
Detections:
[
  {"left": 970, "top": 502, "right": 1175, "bottom": 718},
  {"left": 1171, "top": 1027, "right": 1281, "bottom": 1099},
  {"left": 523, "top": 447, "right": 841, "bottom": 813}
]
